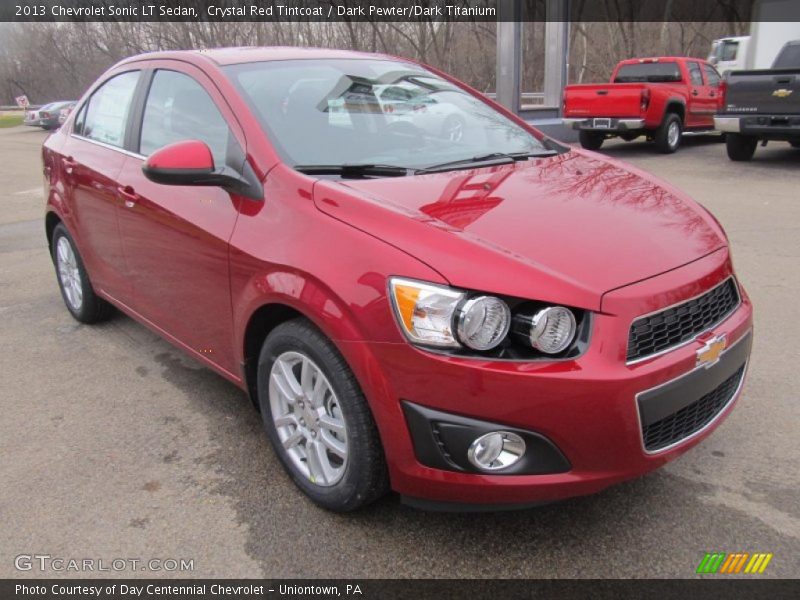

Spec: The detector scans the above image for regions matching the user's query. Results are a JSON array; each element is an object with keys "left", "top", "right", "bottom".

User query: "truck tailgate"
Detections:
[
  {"left": 563, "top": 84, "right": 645, "bottom": 117},
  {"left": 725, "top": 68, "right": 800, "bottom": 115}
]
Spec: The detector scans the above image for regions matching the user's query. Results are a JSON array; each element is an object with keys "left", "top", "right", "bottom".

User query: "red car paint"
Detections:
[
  {"left": 563, "top": 56, "right": 724, "bottom": 130},
  {"left": 43, "top": 48, "right": 752, "bottom": 507}
]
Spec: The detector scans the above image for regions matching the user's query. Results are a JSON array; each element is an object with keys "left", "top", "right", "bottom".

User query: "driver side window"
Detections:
[{"left": 139, "top": 70, "right": 232, "bottom": 167}]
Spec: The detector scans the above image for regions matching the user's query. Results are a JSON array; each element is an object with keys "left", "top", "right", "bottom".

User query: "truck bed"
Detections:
[{"left": 563, "top": 84, "right": 646, "bottom": 118}]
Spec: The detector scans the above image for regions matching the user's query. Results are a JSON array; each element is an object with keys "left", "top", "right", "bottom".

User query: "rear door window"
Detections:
[
  {"left": 78, "top": 71, "right": 141, "bottom": 147},
  {"left": 773, "top": 44, "right": 800, "bottom": 69}
]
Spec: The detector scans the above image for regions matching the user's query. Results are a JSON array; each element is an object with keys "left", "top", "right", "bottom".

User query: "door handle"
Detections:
[
  {"left": 691, "top": 90, "right": 699, "bottom": 96},
  {"left": 117, "top": 185, "right": 139, "bottom": 208},
  {"left": 710, "top": 91, "right": 716, "bottom": 97},
  {"left": 62, "top": 156, "right": 76, "bottom": 175}
]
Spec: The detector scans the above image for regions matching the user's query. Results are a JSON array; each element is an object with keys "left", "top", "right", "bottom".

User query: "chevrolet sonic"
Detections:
[{"left": 42, "top": 47, "right": 753, "bottom": 511}]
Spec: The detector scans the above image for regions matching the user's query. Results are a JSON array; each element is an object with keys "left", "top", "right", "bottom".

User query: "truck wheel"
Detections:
[
  {"left": 726, "top": 134, "right": 758, "bottom": 161},
  {"left": 654, "top": 113, "right": 682, "bottom": 153},
  {"left": 790, "top": 140, "right": 800, "bottom": 149},
  {"left": 257, "top": 318, "right": 389, "bottom": 512},
  {"left": 579, "top": 130, "right": 604, "bottom": 150}
]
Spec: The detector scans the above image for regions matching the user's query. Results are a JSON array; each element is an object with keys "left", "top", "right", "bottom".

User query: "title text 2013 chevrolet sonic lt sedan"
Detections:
[{"left": 42, "top": 48, "right": 753, "bottom": 511}]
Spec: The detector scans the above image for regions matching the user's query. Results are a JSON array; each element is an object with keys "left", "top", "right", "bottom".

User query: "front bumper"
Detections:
[
  {"left": 715, "top": 114, "right": 800, "bottom": 138},
  {"left": 563, "top": 117, "right": 645, "bottom": 132},
  {"left": 345, "top": 249, "right": 753, "bottom": 507}
]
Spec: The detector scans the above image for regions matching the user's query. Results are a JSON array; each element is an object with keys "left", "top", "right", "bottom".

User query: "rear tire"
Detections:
[
  {"left": 51, "top": 223, "right": 114, "bottom": 324},
  {"left": 726, "top": 133, "right": 758, "bottom": 161},
  {"left": 654, "top": 113, "right": 682, "bottom": 153},
  {"left": 257, "top": 319, "right": 389, "bottom": 512},
  {"left": 789, "top": 140, "right": 800, "bottom": 149},
  {"left": 578, "top": 130, "right": 605, "bottom": 150}
]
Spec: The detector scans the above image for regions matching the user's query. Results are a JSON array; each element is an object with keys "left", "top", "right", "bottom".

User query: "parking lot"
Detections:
[{"left": 0, "top": 125, "right": 798, "bottom": 578}]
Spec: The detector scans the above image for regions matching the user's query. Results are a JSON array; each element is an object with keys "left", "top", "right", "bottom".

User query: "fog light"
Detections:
[{"left": 467, "top": 431, "right": 526, "bottom": 471}]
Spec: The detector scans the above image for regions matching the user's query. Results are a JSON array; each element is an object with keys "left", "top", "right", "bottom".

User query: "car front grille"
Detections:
[
  {"left": 627, "top": 278, "right": 740, "bottom": 363},
  {"left": 642, "top": 364, "right": 745, "bottom": 452}
]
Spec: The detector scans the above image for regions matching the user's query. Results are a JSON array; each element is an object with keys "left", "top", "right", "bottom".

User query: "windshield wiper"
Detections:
[
  {"left": 294, "top": 164, "right": 413, "bottom": 178},
  {"left": 420, "top": 150, "right": 557, "bottom": 173}
]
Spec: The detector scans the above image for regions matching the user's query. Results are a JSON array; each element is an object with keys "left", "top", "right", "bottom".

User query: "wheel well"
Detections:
[
  {"left": 664, "top": 103, "right": 685, "bottom": 122},
  {"left": 242, "top": 303, "right": 304, "bottom": 409},
  {"left": 45, "top": 212, "right": 62, "bottom": 254}
]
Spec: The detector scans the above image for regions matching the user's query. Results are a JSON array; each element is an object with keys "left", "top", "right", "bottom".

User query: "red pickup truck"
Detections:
[{"left": 563, "top": 57, "right": 724, "bottom": 153}]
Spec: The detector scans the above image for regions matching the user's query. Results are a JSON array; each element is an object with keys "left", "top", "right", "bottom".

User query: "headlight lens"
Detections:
[
  {"left": 389, "top": 278, "right": 463, "bottom": 347},
  {"left": 389, "top": 278, "right": 580, "bottom": 357},
  {"left": 456, "top": 296, "right": 511, "bottom": 350},
  {"left": 525, "top": 306, "right": 577, "bottom": 354}
]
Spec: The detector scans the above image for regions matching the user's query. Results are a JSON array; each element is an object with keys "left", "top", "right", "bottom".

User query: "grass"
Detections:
[{"left": 0, "top": 114, "right": 25, "bottom": 128}]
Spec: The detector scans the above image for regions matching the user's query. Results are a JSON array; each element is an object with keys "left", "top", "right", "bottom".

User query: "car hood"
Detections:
[{"left": 312, "top": 150, "right": 726, "bottom": 311}]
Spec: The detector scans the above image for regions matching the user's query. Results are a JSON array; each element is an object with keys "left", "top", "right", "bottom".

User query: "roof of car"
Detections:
[
  {"left": 617, "top": 56, "right": 703, "bottom": 64},
  {"left": 119, "top": 46, "right": 393, "bottom": 68}
]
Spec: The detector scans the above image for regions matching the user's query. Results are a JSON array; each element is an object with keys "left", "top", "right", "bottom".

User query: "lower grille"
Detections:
[{"left": 642, "top": 365, "right": 745, "bottom": 452}]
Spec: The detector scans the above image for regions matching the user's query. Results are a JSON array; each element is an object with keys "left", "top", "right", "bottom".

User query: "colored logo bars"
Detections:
[{"left": 697, "top": 552, "right": 773, "bottom": 574}]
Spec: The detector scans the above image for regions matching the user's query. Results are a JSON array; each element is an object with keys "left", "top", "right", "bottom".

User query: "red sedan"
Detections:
[{"left": 43, "top": 48, "right": 753, "bottom": 511}]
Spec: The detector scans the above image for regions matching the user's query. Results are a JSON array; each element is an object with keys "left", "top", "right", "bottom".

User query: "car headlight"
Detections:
[
  {"left": 513, "top": 306, "right": 576, "bottom": 354},
  {"left": 456, "top": 296, "right": 511, "bottom": 350},
  {"left": 389, "top": 278, "right": 510, "bottom": 350}
]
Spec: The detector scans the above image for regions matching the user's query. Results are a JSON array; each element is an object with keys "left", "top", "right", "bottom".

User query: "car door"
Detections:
[
  {"left": 115, "top": 65, "right": 246, "bottom": 376},
  {"left": 59, "top": 70, "right": 142, "bottom": 300},
  {"left": 685, "top": 61, "right": 714, "bottom": 128}
]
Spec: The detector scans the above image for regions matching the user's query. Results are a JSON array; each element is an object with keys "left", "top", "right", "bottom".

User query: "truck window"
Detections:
[
  {"left": 719, "top": 40, "right": 739, "bottom": 62},
  {"left": 702, "top": 64, "right": 721, "bottom": 87},
  {"left": 687, "top": 62, "right": 704, "bottom": 86},
  {"left": 614, "top": 63, "right": 682, "bottom": 83},
  {"left": 773, "top": 43, "right": 800, "bottom": 69}
]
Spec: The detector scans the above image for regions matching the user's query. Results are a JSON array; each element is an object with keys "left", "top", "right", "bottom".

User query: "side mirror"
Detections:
[{"left": 142, "top": 140, "right": 262, "bottom": 200}]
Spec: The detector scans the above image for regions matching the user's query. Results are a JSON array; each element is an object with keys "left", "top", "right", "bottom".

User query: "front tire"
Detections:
[
  {"left": 654, "top": 113, "right": 682, "bottom": 153},
  {"left": 257, "top": 319, "right": 389, "bottom": 511},
  {"left": 578, "top": 130, "right": 605, "bottom": 150},
  {"left": 51, "top": 223, "right": 114, "bottom": 323},
  {"left": 726, "top": 133, "right": 758, "bottom": 161}
]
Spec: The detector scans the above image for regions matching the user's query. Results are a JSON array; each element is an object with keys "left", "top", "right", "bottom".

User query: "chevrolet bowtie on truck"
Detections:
[
  {"left": 715, "top": 40, "right": 800, "bottom": 161},
  {"left": 563, "top": 57, "right": 724, "bottom": 153}
]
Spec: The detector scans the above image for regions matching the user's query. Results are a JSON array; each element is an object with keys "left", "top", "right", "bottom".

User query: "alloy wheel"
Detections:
[
  {"left": 56, "top": 236, "right": 83, "bottom": 311},
  {"left": 269, "top": 351, "right": 349, "bottom": 486},
  {"left": 667, "top": 121, "right": 680, "bottom": 149}
]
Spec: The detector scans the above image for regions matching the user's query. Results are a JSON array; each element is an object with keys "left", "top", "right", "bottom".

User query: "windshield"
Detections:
[
  {"left": 224, "top": 59, "right": 551, "bottom": 171},
  {"left": 614, "top": 63, "right": 682, "bottom": 83}
]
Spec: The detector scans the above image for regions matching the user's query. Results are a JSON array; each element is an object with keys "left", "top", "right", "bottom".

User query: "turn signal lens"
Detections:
[{"left": 389, "top": 278, "right": 463, "bottom": 347}]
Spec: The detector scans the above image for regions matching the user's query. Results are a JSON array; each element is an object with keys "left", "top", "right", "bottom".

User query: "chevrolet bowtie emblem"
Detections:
[
  {"left": 697, "top": 334, "right": 727, "bottom": 368},
  {"left": 772, "top": 88, "right": 793, "bottom": 98}
]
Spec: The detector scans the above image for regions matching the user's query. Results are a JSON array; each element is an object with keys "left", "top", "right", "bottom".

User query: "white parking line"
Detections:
[{"left": 11, "top": 187, "right": 42, "bottom": 197}]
